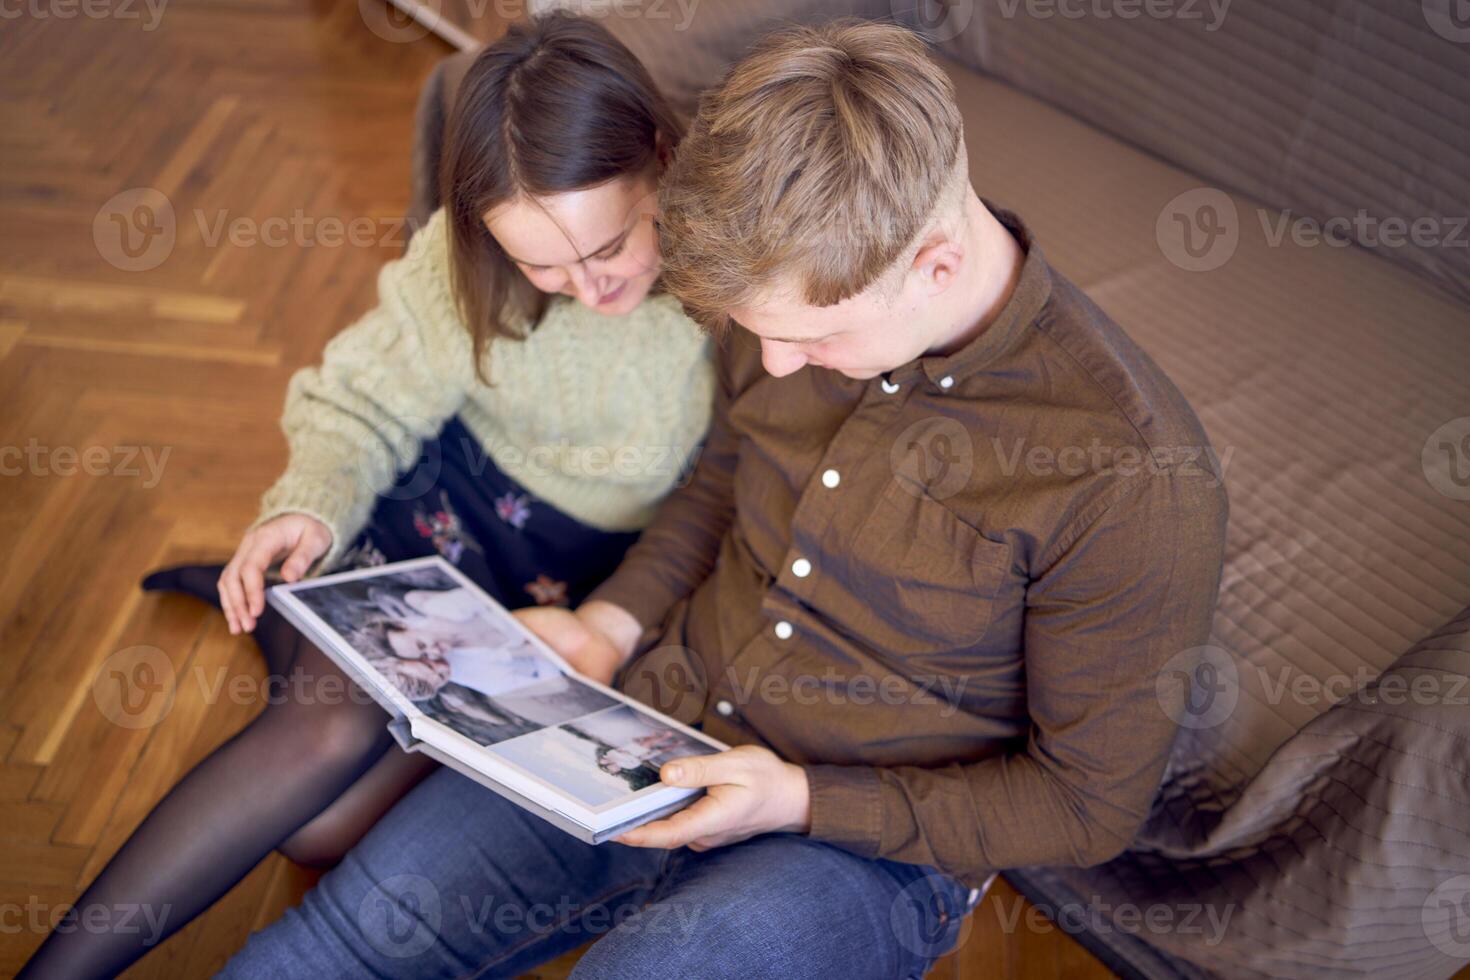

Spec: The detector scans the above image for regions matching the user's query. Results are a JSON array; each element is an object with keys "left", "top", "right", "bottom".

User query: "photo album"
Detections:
[{"left": 266, "top": 556, "right": 727, "bottom": 844}]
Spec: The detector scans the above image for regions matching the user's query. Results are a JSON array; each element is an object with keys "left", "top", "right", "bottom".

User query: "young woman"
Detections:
[
  {"left": 417, "top": 681, "right": 541, "bottom": 745},
  {"left": 19, "top": 14, "right": 711, "bottom": 979}
]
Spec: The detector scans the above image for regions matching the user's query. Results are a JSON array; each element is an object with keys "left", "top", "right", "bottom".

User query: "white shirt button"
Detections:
[
  {"left": 791, "top": 557, "right": 812, "bottom": 578},
  {"left": 774, "top": 620, "right": 794, "bottom": 640},
  {"left": 715, "top": 699, "right": 734, "bottom": 717},
  {"left": 880, "top": 379, "right": 900, "bottom": 394},
  {"left": 821, "top": 468, "right": 840, "bottom": 488},
  {"left": 939, "top": 375, "right": 955, "bottom": 389}
]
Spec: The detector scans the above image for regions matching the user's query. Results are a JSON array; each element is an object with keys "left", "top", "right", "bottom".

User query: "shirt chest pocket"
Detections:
[{"left": 817, "top": 478, "right": 1013, "bottom": 654}]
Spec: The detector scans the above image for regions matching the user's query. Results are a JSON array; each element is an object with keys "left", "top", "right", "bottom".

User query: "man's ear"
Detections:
[{"left": 911, "top": 234, "right": 964, "bottom": 295}]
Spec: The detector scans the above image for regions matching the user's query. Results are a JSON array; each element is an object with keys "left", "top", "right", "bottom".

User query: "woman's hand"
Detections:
[
  {"left": 218, "top": 514, "right": 332, "bottom": 634},
  {"left": 514, "top": 601, "right": 639, "bottom": 685}
]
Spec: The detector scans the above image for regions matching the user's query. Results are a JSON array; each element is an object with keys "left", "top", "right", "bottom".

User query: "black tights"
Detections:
[{"left": 18, "top": 565, "right": 439, "bottom": 980}]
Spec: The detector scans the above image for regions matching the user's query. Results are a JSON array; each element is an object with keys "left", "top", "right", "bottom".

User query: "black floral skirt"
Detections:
[{"left": 333, "top": 417, "right": 641, "bottom": 611}]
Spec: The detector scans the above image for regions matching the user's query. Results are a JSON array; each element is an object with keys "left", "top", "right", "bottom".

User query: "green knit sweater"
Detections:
[{"left": 255, "top": 208, "right": 715, "bottom": 570}]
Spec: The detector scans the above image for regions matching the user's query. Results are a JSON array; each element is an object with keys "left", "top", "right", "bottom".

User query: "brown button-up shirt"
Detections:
[{"left": 591, "top": 208, "right": 1229, "bottom": 888}]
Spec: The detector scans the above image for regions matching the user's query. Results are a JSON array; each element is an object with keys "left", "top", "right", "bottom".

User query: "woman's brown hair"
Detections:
[{"left": 441, "top": 13, "right": 683, "bottom": 379}]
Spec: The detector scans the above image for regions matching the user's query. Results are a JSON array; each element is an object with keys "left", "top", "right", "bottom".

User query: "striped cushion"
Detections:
[
  {"left": 900, "top": 0, "right": 1470, "bottom": 304},
  {"left": 946, "top": 56, "right": 1470, "bottom": 978}
]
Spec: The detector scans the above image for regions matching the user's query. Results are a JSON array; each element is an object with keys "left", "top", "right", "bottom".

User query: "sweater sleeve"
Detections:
[{"left": 254, "top": 211, "right": 475, "bottom": 570}]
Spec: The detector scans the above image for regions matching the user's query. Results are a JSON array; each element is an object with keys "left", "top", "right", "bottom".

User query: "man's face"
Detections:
[{"left": 728, "top": 243, "right": 955, "bottom": 381}]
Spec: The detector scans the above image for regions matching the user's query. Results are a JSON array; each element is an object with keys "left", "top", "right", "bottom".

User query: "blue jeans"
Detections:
[{"left": 219, "top": 767, "right": 979, "bottom": 979}]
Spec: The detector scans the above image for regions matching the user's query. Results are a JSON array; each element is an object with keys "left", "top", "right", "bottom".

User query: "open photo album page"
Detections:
[{"left": 273, "top": 557, "right": 723, "bottom": 817}]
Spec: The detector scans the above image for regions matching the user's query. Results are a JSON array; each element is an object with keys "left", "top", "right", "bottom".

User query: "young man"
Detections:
[{"left": 221, "top": 20, "right": 1227, "bottom": 979}]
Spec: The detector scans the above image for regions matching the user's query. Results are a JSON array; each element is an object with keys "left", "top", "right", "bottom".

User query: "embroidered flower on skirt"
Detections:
[
  {"left": 525, "top": 574, "right": 569, "bottom": 606},
  {"left": 337, "top": 537, "right": 388, "bottom": 571},
  {"left": 412, "top": 490, "right": 482, "bottom": 565},
  {"left": 494, "top": 491, "right": 533, "bottom": 530}
]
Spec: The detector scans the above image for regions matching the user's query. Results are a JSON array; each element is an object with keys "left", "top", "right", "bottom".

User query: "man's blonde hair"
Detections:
[{"left": 657, "top": 19, "right": 963, "bottom": 333}]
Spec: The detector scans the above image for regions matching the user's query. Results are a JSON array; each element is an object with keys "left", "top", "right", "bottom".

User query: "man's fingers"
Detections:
[
  {"left": 518, "top": 607, "right": 590, "bottom": 653},
  {"left": 618, "top": 794, "right": 726, "bottom": 849},
  {"left": 660, "top": 750, "right": 742, "bottom": 789},
  {"left": 512, "top": 608, "right": 557, "bottom": 648},
  {"left": 512, "top": 606, "right": 555, "bottom": 636},
  {"left": 615, "top": 752, "right": 754, "bottom": 847}
]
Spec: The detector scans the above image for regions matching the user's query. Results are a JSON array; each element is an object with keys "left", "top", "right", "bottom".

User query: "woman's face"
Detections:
[
  {"left": 386, "top": 622, "right": 459, "bottom": 662},
  {"left": 383, "top": 657, "right": 451, "bottom": 698},
  {"left": 484, "top": 170, "right": 662, "bottom": 317}
]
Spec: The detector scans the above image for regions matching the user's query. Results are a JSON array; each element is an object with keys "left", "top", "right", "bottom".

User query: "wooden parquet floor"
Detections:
[{"left": 0, "top": 1, "right": 1118, "bottom": 977}]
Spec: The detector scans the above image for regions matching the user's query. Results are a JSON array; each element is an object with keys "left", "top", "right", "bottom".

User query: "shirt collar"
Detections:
[{"left": 894, "top": 202, "right": 1053, "bottom": 390}]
